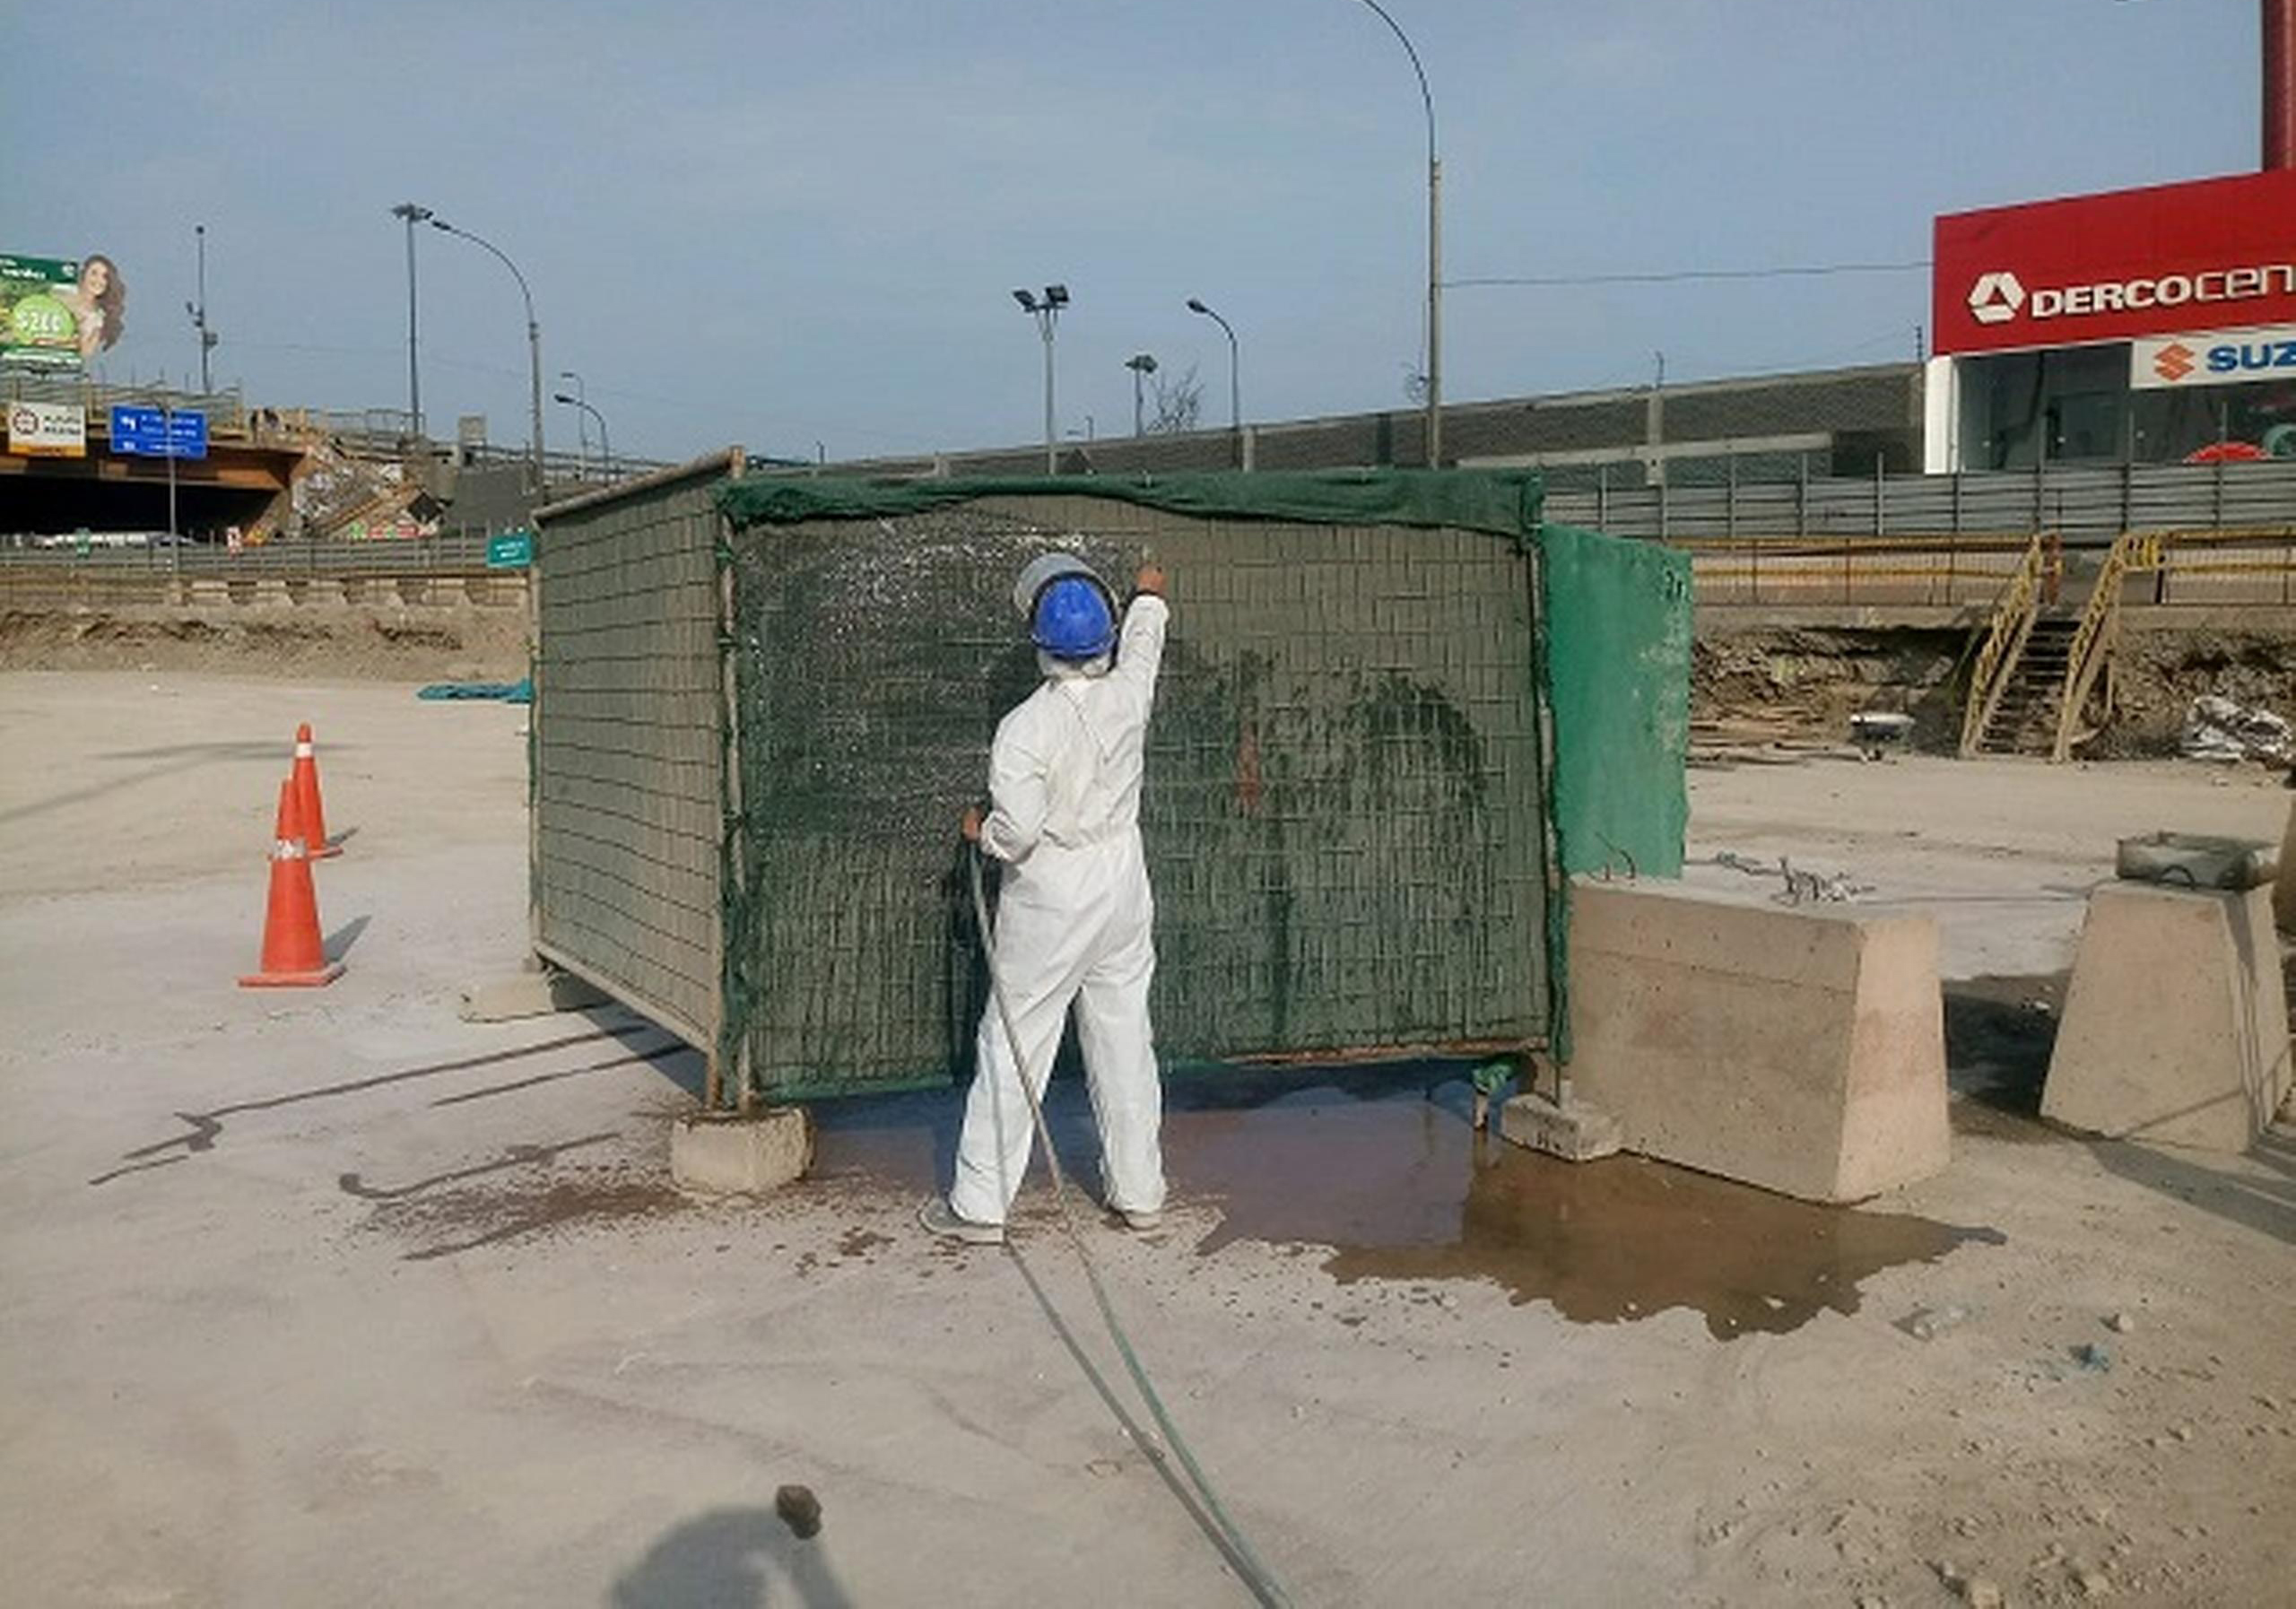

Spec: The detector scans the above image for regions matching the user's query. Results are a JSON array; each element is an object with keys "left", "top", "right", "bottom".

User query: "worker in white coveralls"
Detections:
[{"left": 920, "top": 554, "right": 1171, "bottom": 1246}]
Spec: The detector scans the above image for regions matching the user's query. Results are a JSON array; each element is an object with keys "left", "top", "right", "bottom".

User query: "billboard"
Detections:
[
  {"left": 1932, "top": 170, "right": 2296, "bottom": 357},
  {"left": 1, "top": 252, "right": 127, "bottom": 372},
  {"left": 6, "top": 400, "right": 86, "bottom": 457}
]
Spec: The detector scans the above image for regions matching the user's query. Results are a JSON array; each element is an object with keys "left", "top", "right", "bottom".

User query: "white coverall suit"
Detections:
[{"left": 949, "top": 592, "right": 1170, "bottom": 1226}]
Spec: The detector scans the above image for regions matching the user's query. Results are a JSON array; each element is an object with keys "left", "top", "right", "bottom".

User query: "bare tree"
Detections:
[{"left": 1146, "top": 364, "right": 1204, "bottom": 434}]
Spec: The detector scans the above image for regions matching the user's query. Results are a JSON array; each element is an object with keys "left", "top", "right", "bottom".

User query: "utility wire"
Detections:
[{"left": 1448, "top": 259, "right": 1929, "bottom": 290}]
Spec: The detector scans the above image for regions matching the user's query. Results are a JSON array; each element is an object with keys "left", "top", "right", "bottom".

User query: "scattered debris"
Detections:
[
  {"left": 2071, "top": 1342, "right": 2113, "bottom": 1373},
  {"left": 2179, "top": 694, "right": 2293, "bottom": 764},
  {"left": 1900, "top": 1304, "right": 1972, "bottom": 1342},
  {"left": 2105, "top": 1311, "right": 2135, "bottom": 1334},
  {"left": 1935, "top": 1561, "right": 2005, "bottom": 1607},
  {"left": 774, "top": 1483, "right": 822, "bottom": 1539},
  {"left": 1712, "top": 849, "right": 1875, "bottom": 905}
]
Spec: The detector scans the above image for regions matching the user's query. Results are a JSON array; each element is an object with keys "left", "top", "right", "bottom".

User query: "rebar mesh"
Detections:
[
  {"left": 533, "top": 472, "right": 726, "bottom": 1047},
  {"left": 726, "top": 497, "right": 1550, "bottom": 1099}
]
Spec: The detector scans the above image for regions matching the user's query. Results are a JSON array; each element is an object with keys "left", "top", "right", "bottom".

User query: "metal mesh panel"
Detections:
[
  {"left": 533, "top": 467, "right": 726, "bottom": 1048},
  {"left": 726, "top": 496, "right": 1550, "bottom": 1099}
]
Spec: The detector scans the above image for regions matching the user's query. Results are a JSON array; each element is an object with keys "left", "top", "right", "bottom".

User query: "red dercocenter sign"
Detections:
[{"left": 1933, "top": 168, "right": 2296, "bottom": 356}]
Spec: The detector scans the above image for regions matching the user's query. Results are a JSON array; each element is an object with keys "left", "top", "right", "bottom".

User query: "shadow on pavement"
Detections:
[
  {"left": 2081, "top": 1125, "right": 2296, "bottom": 1249},
  {"left": 608, "top": 1507, "right": 854, "bottom": 1609}
]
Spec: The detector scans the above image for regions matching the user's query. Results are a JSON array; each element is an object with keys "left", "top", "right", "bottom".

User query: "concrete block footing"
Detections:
[
  {"left": 2275, "top": 798, "right": 2296, "bottom": 934},
  {"left": 2041, "top": 882, "right": 2292, "bottom": 1153},
  {"left": 1498, "top": 1089, "right": 1623, "bottom": 1161},
  {"left": 670, "top": 1109, "right": 814, "bottom": 1196},
  {"left": 1561, "top": 878, "right": 1952, "bottom": 1204},
  {"left": 458, "top": 968, "right": 610, "bottom": 1022}
]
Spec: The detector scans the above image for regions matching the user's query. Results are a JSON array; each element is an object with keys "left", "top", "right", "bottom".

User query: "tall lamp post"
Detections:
[
  {"left": 559, "top": 369, "right": 589, "bottom": 477},
  {"left": 1187, "top": 298, "right": 1241, "bottom": 466},
  {"left": 554, "top": 391, "right": 611, "bottom": 483},
  {"left": 387, "top": 203, "right": 432, "bottom": 440},
  {"left": 186, "top": 224, "right": 218, "bottom": 396},
  {"left": 1125, "top": 352, "right": 1158, "bottom": 437},
  {"left": 430, "top": 215, "right": 544, "bottom": 487},
  {"left": 1357, "top": 0, "right": 1441, "bottom": 466},
  {"left": 1013, "top": 284, "right": 1069, "bottom": 475}
]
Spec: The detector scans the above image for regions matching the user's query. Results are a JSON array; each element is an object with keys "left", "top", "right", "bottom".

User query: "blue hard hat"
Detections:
[{"left": 1031, "top": 574, "right": 1117, "bottom": 660}]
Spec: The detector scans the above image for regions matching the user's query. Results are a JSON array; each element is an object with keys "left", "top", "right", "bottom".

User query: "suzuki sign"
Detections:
[
  {"left": 2130, "top": 323, "right": 2296, "bottom": 390},
  {"left": 1934, "top": 169, "right": 2296, "bottom": 356}
]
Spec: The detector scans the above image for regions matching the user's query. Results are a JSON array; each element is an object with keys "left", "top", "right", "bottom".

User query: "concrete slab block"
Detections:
[
  {"left": 1498, "top": 1089, "right": 1622, "bottom": 1161},
  {"left": 2041, "top": 883, "right": 2292, "bottom": 1152},
  {"left": 670, "top": 1109, "right": 813, "bottom": 1195},
  {"left": 1563, "top": 879, "right": 1951, "bottom": 1203},
  {"left": 2275, "top": 798, "right": 2296, "bottom": 934},
  {"left": 458, "top": 968, "right": 610, "bottom": 1022}
]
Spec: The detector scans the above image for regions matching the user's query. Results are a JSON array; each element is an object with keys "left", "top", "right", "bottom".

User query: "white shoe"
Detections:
[
  {"left": 1118, "top": 1207, "right": 1163, "bottom": 1232},
  {"left": 918, "top": 1196, "right": 1004, "bottom": 1246}
]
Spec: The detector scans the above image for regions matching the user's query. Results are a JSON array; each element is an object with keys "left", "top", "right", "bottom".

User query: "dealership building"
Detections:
[{"left": 1923, "top": 163, "right": 2296, "bottom": 474}]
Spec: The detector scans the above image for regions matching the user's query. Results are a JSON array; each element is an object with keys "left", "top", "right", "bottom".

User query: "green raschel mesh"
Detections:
[
  {"left": 720, "top": 493, "right": 1554, "bottom": 1100},
  {"left": 1532, "top": 523, "right": 1694, "bottom": 1065},
  {"left": 717, "top": 467, "right": 1542, "bottom": 544},
  {"left": 1538, "top": 524, "right": 1692, "bottom": 883}
]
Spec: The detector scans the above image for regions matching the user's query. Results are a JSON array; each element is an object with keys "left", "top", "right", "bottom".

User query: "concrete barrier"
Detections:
[
  {"left": 2276, "top": 798, "right": 2295, "bottom": 935},
  {"left": 2041, "top": 882, "right": 2291, "bottom": 1152},
  {"left": 1555, "top": 879, "right": 1951, "bottom": 1203},
  {"left": 670, "top": 1109, "right": 813, "bottom": 1195}
]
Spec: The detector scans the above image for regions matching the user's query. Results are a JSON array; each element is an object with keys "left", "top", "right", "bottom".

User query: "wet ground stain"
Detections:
[
  {"left": 1944, "top": 973, "right": 2066, "bottom": 1141},
  {"left": 812, "top": 1065, "right": 2004, "bottom": 1340},
  {"left": 356, "top": 1161, "right": 687, "bottom": 1261}
]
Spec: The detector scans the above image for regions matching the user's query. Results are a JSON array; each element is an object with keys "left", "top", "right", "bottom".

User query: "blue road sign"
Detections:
[
  {"left": 109, "top": 405, "right": 208, "bottom": 459},
  {"left": 485, "top": 530, "right": 535, "bottom": 569}
]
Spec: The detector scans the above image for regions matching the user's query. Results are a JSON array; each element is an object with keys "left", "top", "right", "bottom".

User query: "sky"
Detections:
[{"left": 1, "top": 0, "right": 2269, "bottom": 464}]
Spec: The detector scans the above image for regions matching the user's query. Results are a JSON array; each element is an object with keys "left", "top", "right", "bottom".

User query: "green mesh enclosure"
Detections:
[{"left": 722, "top": 492, "right": 1553, "bottom": 1099}]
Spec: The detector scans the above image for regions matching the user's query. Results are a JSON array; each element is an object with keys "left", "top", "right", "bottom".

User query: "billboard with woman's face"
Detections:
[{"left": 1, "top": 253, "right": 126, "bottom": 371}]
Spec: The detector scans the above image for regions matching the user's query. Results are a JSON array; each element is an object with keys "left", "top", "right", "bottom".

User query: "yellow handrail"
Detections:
[
  {"left": 2050, "top": 531, "right": 2142, "bottom": 762},
  {"left": 1959, "top": 532, "right": 2048, "bottom": 757}
]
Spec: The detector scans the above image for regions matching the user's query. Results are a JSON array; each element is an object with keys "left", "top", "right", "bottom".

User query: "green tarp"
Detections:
[{"left": 718, "top": 467, "right": 1543, "bottom": 544}]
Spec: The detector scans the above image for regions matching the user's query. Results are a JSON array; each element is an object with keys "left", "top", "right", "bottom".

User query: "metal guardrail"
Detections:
[
  {"left": 1687, "top": 526, "right": 2296, "bottom": 611},
  {"left": 0, "top": 533, "right": 494, "bottom": 575},
  {"left": 1547, "top": 458, "right": 2296, "bottom": 543}
]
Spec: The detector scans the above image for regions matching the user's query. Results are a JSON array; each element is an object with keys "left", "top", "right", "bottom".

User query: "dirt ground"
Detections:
[
  {"left": 1692, "top": 622, "right": 2296, "bottom": 758},
  {"left": 4, "top": 670, "right": 2293, "bottom": 1607},
  {"left": 0, "top": 603, "right": 529, "bottom": 681}
]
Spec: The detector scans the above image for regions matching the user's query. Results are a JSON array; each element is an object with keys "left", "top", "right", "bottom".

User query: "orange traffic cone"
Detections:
[
  {"left": 240, "top": 778, "right": 344, "bottom": 988},
  {"left": 291, "top": 722, "right": 341, "bottom": 859}
]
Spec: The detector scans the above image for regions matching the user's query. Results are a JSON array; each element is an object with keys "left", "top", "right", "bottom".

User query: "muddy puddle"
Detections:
[{"left": 814, "top": 1067, "right": 2003, "bottom": 1339}]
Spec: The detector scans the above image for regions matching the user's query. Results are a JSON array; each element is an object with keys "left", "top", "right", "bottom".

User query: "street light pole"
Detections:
[
  {"left": 559, "top": 369, "right": 589, "bottom": 478},
  {"left": 187, "top": 224, "right": 218, "bottom": 396},
  {"left": 1125, "top": 352, "right": 1158, "bottom": 437},
  {"left": 1357, "top": 0, "right": 1441, "bottom": 466},
  {"left": 1013, "top": 285, "right": 1070, "bottom": 474},
  {"left": 554, "top": 392, "right": 612, "bottom": 482},
  {"left": 388, "top": 203, "right": 432, "bottom": 440},
  {"left": 1187, "top": 298, "right": 1241, "bottom": 467},
  {"left": 430, "top": 216, "right": 544, "bottom": 488}
]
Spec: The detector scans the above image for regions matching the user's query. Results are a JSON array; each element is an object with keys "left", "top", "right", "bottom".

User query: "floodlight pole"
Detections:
[{"left": 1014, "top": 285, "right": 1068, "bottom": 474}]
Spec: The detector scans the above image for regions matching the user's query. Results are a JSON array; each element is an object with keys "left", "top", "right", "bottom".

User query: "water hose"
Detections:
[{"left": 967, "top": 849, "right": 1292, "bottom": 1608}]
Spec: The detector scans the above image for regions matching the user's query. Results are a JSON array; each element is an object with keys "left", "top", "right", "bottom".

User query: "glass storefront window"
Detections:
[{"left": 1960, "top": 344, "right": 2296, "bottom": 467}]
